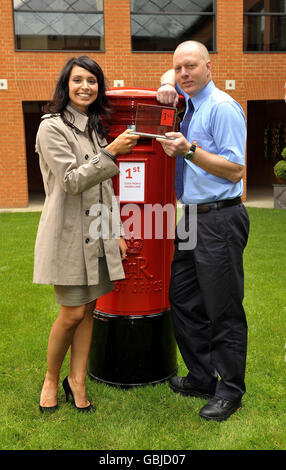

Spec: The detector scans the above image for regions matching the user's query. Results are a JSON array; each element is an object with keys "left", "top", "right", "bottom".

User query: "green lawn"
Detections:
[{"left": 0, "top": 208, "right": 285, "bottom": 450}]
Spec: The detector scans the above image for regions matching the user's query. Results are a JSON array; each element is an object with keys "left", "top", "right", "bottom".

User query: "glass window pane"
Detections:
[
  {"left": 244, "top": 0, "right": 286, "bottom": 13},
  {"left": 13, "top": 0, "right": 104, "bottom": 50},
  {"left": 13, "top": 0, "right": 103, "bottom": 12},
  {"left": 130, "top": 0, "right": 214, "bottom": 13},
  {"left": 131, "top": 14, "right": 214, "bottom": 51},
  {"left": 244, "top": 0, "right": 264, "bottom": 12},
  {"left": 268, "top": 0, "right": 286, "bottom": 12},
  {"left": 244, "top": 14, "right": 286, "bottom": 50}
]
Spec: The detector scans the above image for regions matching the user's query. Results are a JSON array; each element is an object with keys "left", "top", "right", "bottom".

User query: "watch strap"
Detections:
[{"left": 184, "top": 142, "right": 197, "bottom": 160}]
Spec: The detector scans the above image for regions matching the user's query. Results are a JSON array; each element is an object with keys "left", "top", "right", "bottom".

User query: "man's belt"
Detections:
[{"left": 184, "top": 197, "right": 242, "bottom": 214}]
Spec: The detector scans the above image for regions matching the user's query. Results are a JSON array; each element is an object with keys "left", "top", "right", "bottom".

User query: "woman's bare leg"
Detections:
[
  {"left": 68, "top": 300, "right": 96, "bottom": 407},
  {"left": 40, "top": 304, "right": 86, "bottom": 407}
]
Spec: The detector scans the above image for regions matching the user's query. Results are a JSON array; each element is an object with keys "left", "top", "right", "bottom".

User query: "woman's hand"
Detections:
[
  {"left": 118, "top": 237, "right": 128, "bottom": 260},
  {"left": 106, "top": 129, "right": 139, "bottom": 156}
]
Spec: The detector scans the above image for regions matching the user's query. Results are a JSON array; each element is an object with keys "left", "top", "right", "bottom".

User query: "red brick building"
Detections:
[{"left": 0, "top": 0, "right": 285, "bottom": 208}]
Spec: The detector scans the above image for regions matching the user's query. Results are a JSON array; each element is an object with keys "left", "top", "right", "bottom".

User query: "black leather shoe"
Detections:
[
  {"left": 63, "top": 377, "right": 95, "bottom": 413},
  {"left": 39, "top": 404, "right": 58, "bottom": 414},
  {"left": 39, "top": 378, "right": 58, "bottom": 414},
  {"left": 169, "top": 376, "right": 215, "bottom": 399},
  {"left": 199, "top": 397, "right": 242, "bottom": 422}
]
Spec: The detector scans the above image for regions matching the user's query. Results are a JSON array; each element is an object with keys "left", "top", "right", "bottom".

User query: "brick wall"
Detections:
[{"left": 0, "top": 0, "right": 285, "bottom": 207}]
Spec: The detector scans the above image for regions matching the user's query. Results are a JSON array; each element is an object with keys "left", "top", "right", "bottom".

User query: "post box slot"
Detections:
[{"left": 136, "top": 138, "right": 153, "bottom": 146}]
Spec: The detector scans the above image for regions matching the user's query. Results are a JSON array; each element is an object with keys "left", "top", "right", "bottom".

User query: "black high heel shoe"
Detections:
[
  {"left": 39, "top": 379, "right": 58, "bottom": 414},
  {"left": 62, "top": 376, "right": 94, "bottom": 413},
  {"left": 39, "top": 403, "right": 58, "bottom": 414}
]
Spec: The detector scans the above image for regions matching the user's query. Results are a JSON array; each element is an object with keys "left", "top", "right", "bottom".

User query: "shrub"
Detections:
[{"left": 274, "top": 159, "right": 286, "bottom": 180}]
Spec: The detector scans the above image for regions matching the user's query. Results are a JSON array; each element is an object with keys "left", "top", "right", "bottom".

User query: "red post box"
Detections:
[{"left": 88, "top": 89, "right": 181, "bottom": 387}]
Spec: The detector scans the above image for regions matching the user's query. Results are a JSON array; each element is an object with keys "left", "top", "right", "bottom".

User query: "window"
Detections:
[
  {"left": 130, "top": 0, "right": 216, "bottom": 52},
  {"left": 244, "top": 0, "right": 286, "bottom": 51},
  {"left": 13, "top": 0, "right": 104, "bottom": 51}
]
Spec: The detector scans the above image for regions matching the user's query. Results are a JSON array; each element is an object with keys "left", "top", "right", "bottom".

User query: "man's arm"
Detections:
[
  {"left": 186, "top": 146, "right": 244, "bottom": 184},
  {"left": 156, "top": 69, "right": 179, "bottom": 106},
  {"left": 156, "top": 132, "right": 244, "bottom": 183}
]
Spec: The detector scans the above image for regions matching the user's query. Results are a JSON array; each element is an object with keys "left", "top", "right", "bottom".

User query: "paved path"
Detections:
[{"left": 0, "top": 185, "right": 275, "bottom": 213}]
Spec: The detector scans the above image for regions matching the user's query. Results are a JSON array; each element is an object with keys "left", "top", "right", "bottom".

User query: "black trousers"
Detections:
[{"left": 169, "top": 203, "right": 250, "bottom": 401}]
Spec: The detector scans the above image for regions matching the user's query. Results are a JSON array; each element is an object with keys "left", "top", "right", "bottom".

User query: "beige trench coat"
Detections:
[{"left": 33, "top": 104, "right": 125, "bottom": 286}]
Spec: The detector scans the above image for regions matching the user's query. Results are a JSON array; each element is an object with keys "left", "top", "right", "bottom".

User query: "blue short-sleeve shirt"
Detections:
[{"left": 176, "top": 80, "right": 246, "bottom": 204}]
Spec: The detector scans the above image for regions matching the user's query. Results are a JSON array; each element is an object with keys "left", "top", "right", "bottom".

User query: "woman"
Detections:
[{"left": 35, "top": 56, "right": 139, "bottom": 413}]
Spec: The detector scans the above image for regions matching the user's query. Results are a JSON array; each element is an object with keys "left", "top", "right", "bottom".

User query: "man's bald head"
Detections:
[{"left": 174, "top": 41, "right": 210, "bottom": 63}]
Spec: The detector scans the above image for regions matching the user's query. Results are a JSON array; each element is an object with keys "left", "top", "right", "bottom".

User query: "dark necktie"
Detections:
[{"left": 174, "top": 99, "right": 194, "bottom": 200}]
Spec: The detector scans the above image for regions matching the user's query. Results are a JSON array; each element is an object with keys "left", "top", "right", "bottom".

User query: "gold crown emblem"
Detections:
[{"left": 126, "top": 237, "right": 144, "bottom": 255}]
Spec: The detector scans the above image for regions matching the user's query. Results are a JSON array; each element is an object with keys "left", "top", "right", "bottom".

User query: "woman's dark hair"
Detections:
[{"left": 43, "top": 56, "right": 111, "bottom": 138}]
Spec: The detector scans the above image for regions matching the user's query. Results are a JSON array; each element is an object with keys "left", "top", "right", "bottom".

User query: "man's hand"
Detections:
[
  {"left": 156, "top": 84, "right": 179, "bottom": 107},
  {"left": 156, "top": 132, "right": 190, "bottom": 157}
]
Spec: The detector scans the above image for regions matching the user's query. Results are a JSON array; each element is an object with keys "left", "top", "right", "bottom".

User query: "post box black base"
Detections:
[{"left": 88, "top": 310, "right": 177, "bottom": 388}]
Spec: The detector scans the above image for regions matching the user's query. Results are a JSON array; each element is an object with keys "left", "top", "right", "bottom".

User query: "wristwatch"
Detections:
[{"left": 184, "top": 142, "right": 197, "bottom": 161}]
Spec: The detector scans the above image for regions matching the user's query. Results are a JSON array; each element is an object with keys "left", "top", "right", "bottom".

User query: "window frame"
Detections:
[
  {"left": 12, "top": 0, "right": 105, "bottom": 52},
  {"left": 244, "top": 6, "right": 286, "bottom": 53},
  {"left": 130, "top": 0, "right": 217, "bottom": 53}
]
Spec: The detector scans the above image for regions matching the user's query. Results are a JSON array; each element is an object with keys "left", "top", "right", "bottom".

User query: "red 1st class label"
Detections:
[
  {"left": 125, "top": 166, "right": 141, "bottom": 179},
  {"left": 160, "top": 109, "right": 175, "bottom": 127}
]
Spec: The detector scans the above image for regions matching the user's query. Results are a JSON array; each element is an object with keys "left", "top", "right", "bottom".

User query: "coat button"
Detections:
[
  {"left": 85, "top": 154, "right": 89, "bottom": 160},
  {"left": 85, "top": 238, "right": 90, "bottom": 244},
  {"left": 85, "top": 209, "right": 89, "bottom": 216}
]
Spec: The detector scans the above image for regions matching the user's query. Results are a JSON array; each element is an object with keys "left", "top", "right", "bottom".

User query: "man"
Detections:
[{"left": 156, "top": 41, "right": 249, "bottom": 422}]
